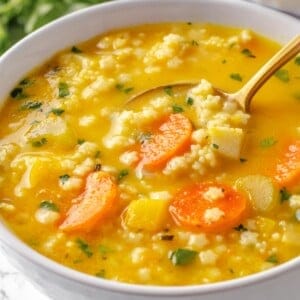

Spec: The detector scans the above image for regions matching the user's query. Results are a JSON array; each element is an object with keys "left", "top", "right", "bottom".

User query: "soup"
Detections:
[{"left": 0, "top": 23, "right": 300, "bottom": 286}]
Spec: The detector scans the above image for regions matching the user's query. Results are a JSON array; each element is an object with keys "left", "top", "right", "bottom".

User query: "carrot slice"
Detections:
[
  {"left": 169, "top": 182, "right": 247, "bottom": 233},
  {"left": 274, "top": 140, "right": 300, "bottom": 187},
  {"left": 140, "top": 113, "right": 192, "bottom": 171},
  {"left": 59, "top": 171, "right": 117, "bottom": 232}
]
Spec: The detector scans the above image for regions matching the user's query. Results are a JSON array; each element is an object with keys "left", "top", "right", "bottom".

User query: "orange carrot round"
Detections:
[
  {"left": 274, "top": 140, "right": 300, "bottom": 187},
  {"left": 140, "top": 113, "right": 192, "bottom": 171},
  {"left": 59, "top": 171, "right": 117, "bottom": 232},
  {"left": 169, "top": 182, "right": 247, "bottom": 233}
]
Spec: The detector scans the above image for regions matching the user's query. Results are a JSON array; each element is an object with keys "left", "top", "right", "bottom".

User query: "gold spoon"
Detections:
[{"left": 127, "top": 35, "right": 300, "bottom": 112}]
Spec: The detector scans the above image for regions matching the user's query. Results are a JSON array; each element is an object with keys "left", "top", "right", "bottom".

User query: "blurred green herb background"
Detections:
[{"left": 0, "top": 0, "right": 111, "bottom": 55}]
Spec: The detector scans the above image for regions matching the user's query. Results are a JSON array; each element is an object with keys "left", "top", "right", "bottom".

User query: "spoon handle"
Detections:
[{"left": 235, "top": 35, "right": 300, "bottom": 112}]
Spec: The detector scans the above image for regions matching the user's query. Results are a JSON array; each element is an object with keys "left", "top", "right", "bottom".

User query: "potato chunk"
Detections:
[
  {"left": 124, "top": 198, "right": 169, "bottom": 232},
  {"left": 209, "top": 126, "right": 244, "bottom": 159},
  {"left": 235, "top": 175, "right": 278, "bottom": 212}
]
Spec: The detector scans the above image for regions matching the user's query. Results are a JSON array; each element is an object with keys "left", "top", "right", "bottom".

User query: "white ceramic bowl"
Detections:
[{"left": 0, "top": 1, "right": 299, "bottom": 299}]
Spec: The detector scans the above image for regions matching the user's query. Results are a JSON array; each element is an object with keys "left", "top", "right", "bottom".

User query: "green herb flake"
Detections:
[
  {"left": 31, "top": 138, "right": 47, "bottom": 148},
  {"left": 76, "top": 239, "right": 93, "bottom": 258},
  {"left": 295, "top": 56, "right": 300, "bottom": 66},
  {"left": 170, "top": 248, "right": 198, "bottom": 266},
  {"left": 59, "top": 174, "right": 70, "bottom": 184},
  {"left": 230, "top": 73, "right": 243, "bottom": 82},
  {"left": 115, "top": 84, "right": 134, "bottom": 94},
  {"left": 138, "top": 132, "right": 152, "bottom": 144},
  {"left": 275, "top": 69, "right": 290, "bottom": 83},
  {"left": 222, "top": 59, "right": 227, "bottom": 64},
  {"left": 58, "top": 82, "right": 70, "bottom": 98},
  {"left": 99, "top": 245, "right": 113, "bottom": 256},
  {"left": 266, "top": 254, "right": 278, "bottom": 264},
  {"left": 117, "top": 169, "right": 129, "bottom": 182},
  {"left": 239, "top": 158, "right": 248, "bottom": 163},
  {"left": 21, "top": 101, "right": 42, "bottom": 110},
  {"left": 187, "top": 22, "right": 193, "bottom": 25},
  {"left": 51, "top": 108, "right": 65, "bottom": 116},
  {"left": 260, "top": 137, "right": 277, "bottom": 148},
  {"left": 71, "top": 46, "right": 82, "bottom": 53},
  {"left": 19, "top": 78, "right": 33, "bottom": 86},
  {"left": 279, "top": 187, "right": 291, "bottom": 203},
  {"left": 94, "top": 150, "right": 101, "bottom": 159},
  {"left": 241, "top": 48, "right": 256, "bottom": 58},
  {"left": 10, "top": 87, "right": 27, "bottom": 99},
  {"left": 234, "top": 224, "right": 247, "bottom": 232},
  {"left": 77, "top": 139, "right": 85, "bottom": 145},
  {"left": 39, "top": 201, "right": 59, "bottom": 212},
  {"left": 212, "top": 143, "right": 219, "bottom": 149},
  {"left": 191, "top": 40, "right": 199, "bottom": 46},
  {"left": 172, "top": 104, "right": 184, "bottom": 113},
  {"left": 186, "top": 97, "right": 194, "bottom": 106},
  {"left": 293, "top": 92, "right": 300, "bottom": 100},
  {"left": 164, "top": 86, "right": 173, "bottom": 96},
  {"left": 95, "top": 269, "right": 106, "bottom": 278}
]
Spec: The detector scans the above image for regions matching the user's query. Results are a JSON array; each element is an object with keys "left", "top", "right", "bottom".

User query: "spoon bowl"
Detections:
[{"left": 127, "top": 35, "right": 300, "bottom": 112}]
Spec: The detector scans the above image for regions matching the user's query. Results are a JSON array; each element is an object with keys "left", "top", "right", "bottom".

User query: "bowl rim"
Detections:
[{"left": 0, "top": 0, "right": 300, "bottom": 296}]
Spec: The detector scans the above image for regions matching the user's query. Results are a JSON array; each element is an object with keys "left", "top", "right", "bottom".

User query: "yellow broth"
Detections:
[{"left": 0, "top": 23, "right": 300, "bottom": 285}]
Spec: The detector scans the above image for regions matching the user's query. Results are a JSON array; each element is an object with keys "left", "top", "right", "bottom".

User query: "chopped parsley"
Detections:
[
  {"left": 59, "top": 174, "right": 70, "bottom": 184},
  {"left": 275, "top": 69, "right": 290, "bottom": 83},
  {"left": 230, "top": 73, "right": 243, "bottom": 82},
  {"left": 164, "top": 86, "right": 173, "bottom": 96},
  {"left": 191, "top": 40, "right": 199, "bottom": 46},
  {"left": 234, "top": 224, "right": 247, "bottom": 232},
  {"left": 259, "top": 137, "right": 277, "bottom": 148},
  {"left": 10, "top": 87, "right": 27, "bottom": 99},
  {"left": 186, "top": 21, "right": 193, "bottom": 25},
  {"left": 239, "top": 157, "right": 248, "bottom": 163},
  {"left": 222, "top": 59, "right": 227, "bottom": 64},
  {"left": 279, "top": 187, "right": 291, "bottom": 203},
  {"left": 76, "top": 239, "right": 93, "bottom": 257},
  {"left": 39, "top": 201, "right": 59, "bottom": 212},
  {"left": 138, "top": 132, "right": 152, "bottom": 144},
  {"left": 95, "top": 269, "right": 106, "bottom": 278},
  {"left": 293, "top": 92, "right": 300, "bottom": 100},
  {"left": 115, "top": 83, "right": 134, "bottom": 94},
  {"left": 99, "top": 245, "right": 113, "bottom": 256},
  {"left": 21, "top": 101, "right": 42, "bottom": 110},
  {"left": 266, "top": 254, "right": 278, "bottom": 264},
  {"left": 51, "top": 108, "right": 65, "bottom": 116},
  {"left": 170, "top": 248, "right": 198, "bottom": 266},
  {"left": 71, "top": 46, "right": 82, "bottom": 53},
  {"left": 186, "top": 97, "right": 194, "bottom": 106},
  {"left": 295, "top": 56, "right": 300, "bottom": 66},
  {"left": 77, "top": 139, "right": 85, "bottom": 145},
  {"left": 117, "top": 169, "right": 129, "bottom": 182},
  {"left": 31, "top": 137, "right": 47, "bottom": 147},
  {"left": 241, "top": 48, "right": 256, "bottom": 58},
  {"left": 58, "top": 82, "right": 70, "bottom": 98},
  {"left": 212, "top": 143, "right": 219, "bottom": 149},
  {"left": 172, "top": 104, "right": 184, "bottom": 113},
  {"left": 94, "top": 150, "right": 101, "bottom": 158}
]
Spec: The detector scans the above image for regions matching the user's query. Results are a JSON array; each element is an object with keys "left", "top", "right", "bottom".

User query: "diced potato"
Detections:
[
  {"left": 256, "top": 216, "right": 276, "bottom": 235},
  {"left": 282, "top": 224, "right": 300, "bottom": 246},
  {"left": 25, "top": 116, "right": 76, "bottom": 149},
  {"left": 235, "top": 175, "right": 278, "bottom": 212},
  {"left": 124, "top": 198, "right": 169, "bottom": 232},
  {"left": 208, "top": 126, "right": 244, "bottom": 159}
]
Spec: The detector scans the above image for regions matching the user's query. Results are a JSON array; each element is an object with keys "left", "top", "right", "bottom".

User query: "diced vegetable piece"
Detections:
[
  {"left": 140, "top": 113, "right": 192, "bottom": 171},
  {"left": 124, "top": 198, "right": 169, "bottom": 232},
  {"left": 208, "top": 127, "right": 244, "bottom": 159},
  {"left": 256, "top": 216, "right": 276, "bottom": 234},
  {"left": 25, "top": 116, "right": 76, "bottom": 149},
  {"left": 282, "top": 224, "right": 300, "bottom": 246},
  {"left": 274, "top": 140, "right": 300, "bottom": 187},
  {"left": 60, "top": 171, "right": 117, "bottom": 232},
  {"left": 235, "top": 175, "right": 277, "bottom": 212},
  {"left": 170, "top": 248, "right": 198, "bottom": 266},
  {"left": 169, "top": 182, "right": 247, "bottom": 233}
]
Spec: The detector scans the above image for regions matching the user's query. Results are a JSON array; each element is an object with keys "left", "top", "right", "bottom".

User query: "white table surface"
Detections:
[{"left": 0, "top": 1, "right": 299, "bottom": 300}]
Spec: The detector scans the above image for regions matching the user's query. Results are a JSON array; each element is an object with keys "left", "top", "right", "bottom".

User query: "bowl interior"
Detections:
[{"left": 0, "top": 0, "right": 300, "bottom": 297}]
